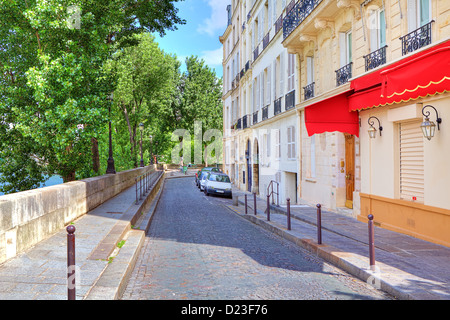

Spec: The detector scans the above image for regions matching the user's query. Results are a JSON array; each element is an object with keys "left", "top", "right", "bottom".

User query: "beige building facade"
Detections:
[{"left": 281, "top": 0, "right": 450, "bottom": 247}]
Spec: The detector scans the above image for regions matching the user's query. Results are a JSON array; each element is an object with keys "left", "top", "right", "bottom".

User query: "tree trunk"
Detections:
[{"left": 91, "top": 137, "right": 100, "bottom": 173}]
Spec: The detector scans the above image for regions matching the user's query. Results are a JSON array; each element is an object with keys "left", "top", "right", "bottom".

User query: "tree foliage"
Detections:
[{"left": 0, "top": 0, "right": 185, "bottom": 194}]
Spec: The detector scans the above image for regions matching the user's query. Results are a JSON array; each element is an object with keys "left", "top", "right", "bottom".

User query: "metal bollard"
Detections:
[
  {"left": 266, "top": 195, "right": 270, "bottom": 221},
  {"left": 316, "top": 204, "right": 322, "bottom": 245},
  {"left": 245, "top": 194, "right": 248, "bottom": 214},
  {"left": 67, "top": 225, "right": 76, "bottom": 300},
  {"left": 287, "top": 198, "right": 291, "bottom": 230},
  {"left": 368, "top": 214, "right": 376, "bottom": 270},
  {"left": 253, "top": 192, "right": 257, "bottom": 215}
]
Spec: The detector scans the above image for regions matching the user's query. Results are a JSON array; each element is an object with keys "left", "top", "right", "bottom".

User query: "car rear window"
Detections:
[{"left": 209, "top": 174, "right": 230, "bottom": 182}]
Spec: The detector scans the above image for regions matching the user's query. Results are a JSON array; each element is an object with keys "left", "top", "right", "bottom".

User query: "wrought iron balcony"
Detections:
[
  {"left": 401, "top": 20, "right": 434, "bottom": 56},
  {"left": 275, "top": 15, "right": 283, "bottom": 34},
  {"left": 283, "top": 0, "right": 323, "bottom": 39},
  {"left": 262, "top": 105, "right": 269, "bottom": 121},
  {"left": 245, "top": 60, "right": 251, "bottom": 71},
  {"left": 242, "top": 115, "right": 248, "bottom": 129},
  {"left": 263, "top": 33, "right": 270, "bottom": 50},
  {"left": 364, "top": 45, "right": 387, "bottom": 72},
  {"left": 253, "top": 46, "right": 259, "bottom": 61},
  {"left": 274, "top": 97, "right": 282, "bottom": 115},
  {"left": 335, "top": 62, "right": 353, "bottom": 87},
  {"left": 253, "top": 111, "right": 258, "bottom": 125},
  {"left": 236, "top": 118, "right": 242, "bottom": 130},
  {"left": 285, "top": 90, "right": 295, "bottom": 110},
  {"left": 303, "top": 83, "right": 314, "bottom": 101}
]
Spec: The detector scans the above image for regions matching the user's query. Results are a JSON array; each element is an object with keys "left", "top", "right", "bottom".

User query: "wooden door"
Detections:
[{"left": 345, "top": 134, "right": 355, "bottom": 209}]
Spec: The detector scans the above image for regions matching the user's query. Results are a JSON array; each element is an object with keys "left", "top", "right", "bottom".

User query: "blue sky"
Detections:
[{"left": 152, "top": 0, "right": 229, "bottom": 79}]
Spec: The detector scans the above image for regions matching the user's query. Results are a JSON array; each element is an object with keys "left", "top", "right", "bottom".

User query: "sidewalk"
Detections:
[
  {"left": 228, "top": 187, "right": 450, "bottom": 300},
  {"left": 0, "top": 171, "right": 164, "bottom": 300}
]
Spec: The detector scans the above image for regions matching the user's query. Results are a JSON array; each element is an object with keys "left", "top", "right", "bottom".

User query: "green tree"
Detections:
[
  {"left": 0, "top": 0, "right": 185, "bottom": 194},
  {"left": 106, "top": 33, "right": 179, "bottom": 167}
]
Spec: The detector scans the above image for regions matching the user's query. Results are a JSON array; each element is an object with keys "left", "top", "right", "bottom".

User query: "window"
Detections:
[
  {"left": 287, "top": 53, "right": 295, "bottom": 92},
  {"left": 408, "top": 0, "right": 431, "bottom": 32},
  {"left": 287, "top": 126, "right": 296, "bottom": 160},
  {"left": 275, "top": 129, "right": 281, "bottom": 159},
  {"left": 339, "top": 31, "right": 352, "bottom": 67},
  {"left": 369, "top": 8, "right": 386, "bottom": 52},
  {"left": 306, "top": 56, "right": 314, "bottom": 85}
]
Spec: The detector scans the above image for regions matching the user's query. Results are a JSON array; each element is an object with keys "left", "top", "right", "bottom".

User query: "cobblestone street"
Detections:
[{"left": 122, "top": 177, "right": 391, "bottom": 300}]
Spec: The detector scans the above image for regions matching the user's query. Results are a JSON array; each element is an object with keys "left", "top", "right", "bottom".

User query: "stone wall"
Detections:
[{"left": 0, "top": 166, "right": 154, "bottom": 264}]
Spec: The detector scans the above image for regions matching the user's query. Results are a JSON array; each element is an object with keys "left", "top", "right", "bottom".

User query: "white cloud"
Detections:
[
  {"left": 197, "top": 0, "right": 230, "bottom": 37},
  {"left": 200, "top": 47, "right": 223, "bottom": 66}
]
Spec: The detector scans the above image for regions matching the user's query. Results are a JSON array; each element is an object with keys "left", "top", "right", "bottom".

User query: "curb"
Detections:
[
  {"left": 84, "top": 172, "right": 166, "bottom": 300},
  {"left": 223, "top": 201, "right": 409, "bottom": 300}
]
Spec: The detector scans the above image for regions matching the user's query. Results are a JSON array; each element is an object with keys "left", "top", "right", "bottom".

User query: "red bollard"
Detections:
[
  {"left": 368, "top": 214, "right": 376, "bottom": 270},
  {"left": 287, "top": 198, "right": 291, "bottom": 230},
  {"left": 67, "top": 225, "right": 76, "bottom": 300},
  {"left": 316, "top": 204, "right": 322, "bottom": 245},
  {"left": 245, "top": 194, "right": 248, "bottom": 215},
  {"left": 266, "top": 195, "right": 270, "bottom": 221}
]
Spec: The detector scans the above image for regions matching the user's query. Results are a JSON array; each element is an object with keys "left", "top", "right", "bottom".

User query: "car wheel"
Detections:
[{"left": 204, "top": 189, "right": 209, "bottom": 196}]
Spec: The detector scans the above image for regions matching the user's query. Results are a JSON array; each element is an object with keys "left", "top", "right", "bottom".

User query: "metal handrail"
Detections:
[
  {"left": 135, "top": 167, "right": 159, "bottom": 205},
  {"left": 267, "top": 180, "right": 279, "bottom": 206}
]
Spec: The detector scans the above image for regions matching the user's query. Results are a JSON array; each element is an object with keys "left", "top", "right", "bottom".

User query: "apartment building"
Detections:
[
  {"left": 282, "top": 0, "right": 450, "bottom": 247},
  {"left": 221, "top": 0, "right": 301, "bottom": 205}
]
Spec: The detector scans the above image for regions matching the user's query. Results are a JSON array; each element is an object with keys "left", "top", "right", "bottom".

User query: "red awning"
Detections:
[
  {"left": 349, "top": 40, "right": 450, "bottom": 111},
  {"left": 305, "top": 90, "right": 359, "bottom": 137}
]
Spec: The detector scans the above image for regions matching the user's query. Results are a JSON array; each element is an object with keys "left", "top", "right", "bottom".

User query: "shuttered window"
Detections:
[{"left": 399, "top": 121, "right": 424, "bottom": 203}]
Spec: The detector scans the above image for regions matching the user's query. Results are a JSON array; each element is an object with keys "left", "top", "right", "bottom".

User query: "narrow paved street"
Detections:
[{"left": 122, "top": 177, "right": 390, "bottom": 300}]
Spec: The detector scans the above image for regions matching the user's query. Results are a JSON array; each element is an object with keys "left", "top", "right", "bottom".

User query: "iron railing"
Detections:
[
  {"left": 303, "top": 83, "right": 315, "bottom": 101},
  {"left": 267, "top": 180, "right": 280, "bottom": 206},
  {"left": 285, "top": 90, "right": 295, "bottom": 110},
  {"left": 253, "top": 111, "right": 258, "bottom": 125},
  {"left": 401, "top": 20, "right": 434, "bottom": 56},
  {"left": 335, "top": 62, "right": 353, "bottom": 86},
  {"left": 364, "top": 45, "right": 387, "bottom": 72},
  {"left": 135, "top": 167, "right": 158, "bottom": 205},
  {"left": 242, "top": 115, "right": 248, "bottom": 129},
  {"left": 253, "top": 46, "right": 259, "bottom": 61},
  {"left": 262, "top": 105, "right": 269, "bottom": 121},
  {"left": 263, "top": 33, "right": 270, "bottom": 50},
  {"left": 274, "top": 97, "right": 282, "bottom": 115},
  {"left": 283, "top": 0, "right": 323, "bottom": 39}
]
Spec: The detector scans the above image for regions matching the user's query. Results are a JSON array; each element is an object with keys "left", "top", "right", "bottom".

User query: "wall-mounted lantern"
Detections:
[
  {"left": 368, "top": 116, "right": 383, "bottom": 139},
  {"left": 421, "top": 105, "right": 442, "bottom": 141}
]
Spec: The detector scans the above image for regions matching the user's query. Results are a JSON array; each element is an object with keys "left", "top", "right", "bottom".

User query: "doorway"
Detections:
[
  {"left": 344, "top": 134, "right": 355, "bottom": 209},
  {"left": 246, "top": 139, "right": 252, "bottom": 192}
]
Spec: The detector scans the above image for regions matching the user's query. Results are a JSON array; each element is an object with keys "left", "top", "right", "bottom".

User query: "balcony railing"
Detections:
[
  {"left": 303, "top": 83, "right": 315, "bottom": 101},
  {"left": 283, "top": 0, "right": 323, "bottom": 39},
  {"left": 236, "top": 118, "right": 242, "bottom": 130},
  {"left": 253, "top": 46, "right": 259, "bottom": 61},
  {"left": 275, "top": 15, "right": 283, "bottom": 34},
  {"left": 263, "top": 33, "right": 270, "bottom": 50},
  {"left": 242, "top": 115, "right": 248, "bottom": 129},
  {"left": 245, "top": 60, "right": 251, "bottom": 71},
  {"left": 274, "top": 97, "right": 282, "bottom": 115},
  {"left": 262, "top": 105, "right": 269, "bottom": 121},
  {"left": 364, "top": 45, "right": 387, "bottom": 72},
  {"left": 253, "top": 111, "right": 258, "bottom": 125},
  {"left": 285, "top": 90, "right": 295, "bottom": 110},
  {"left": 335, "top": 62, "right": 353, "bottom": 87},
  {"left": 401, "top": 20, "right": 434, "bottom": 56}
]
